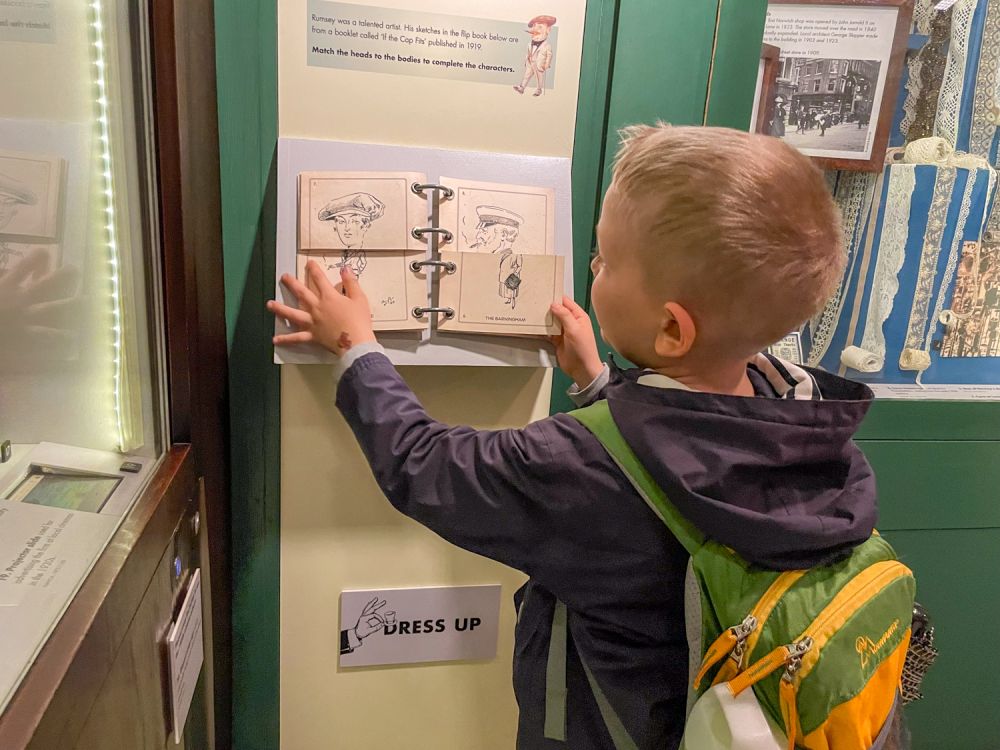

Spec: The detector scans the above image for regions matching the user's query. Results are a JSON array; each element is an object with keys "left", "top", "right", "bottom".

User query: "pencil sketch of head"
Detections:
[
  {"left": 318, "top": 192, "right": 385, "bottom": 249},
  {"left": 470, "top": 206, "right": 523, "bottom": 254},
  {"left": 0, "top": 172, "right": 38, "bottom": 231}
]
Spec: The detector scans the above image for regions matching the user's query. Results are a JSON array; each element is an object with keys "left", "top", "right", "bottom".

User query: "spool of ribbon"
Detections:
[
  {"left": 899, "top": 347, "right": 932, "bottom": 372},
  {"left": 939, "top": 309, "right": 958, "bottom": 329},
  {"left": 840, "top": 346, "right": 885, "bottom": 373}
]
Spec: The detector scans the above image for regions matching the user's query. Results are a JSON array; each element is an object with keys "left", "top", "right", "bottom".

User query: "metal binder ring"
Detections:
[
  {"left": 411, "top": 183, "right": 455, "bottom": 199},
  {"left": 412, "top": 306, "right": 456, "bottom": 320},
  {"left": 409, "top": 259, "right": 457, "bottom": 274},
  {"left": 412, "top": 227, "right": 454, "bottom": 243}
]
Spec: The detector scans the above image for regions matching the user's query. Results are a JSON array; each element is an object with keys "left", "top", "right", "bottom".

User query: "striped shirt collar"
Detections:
[{"left": 636, "top": 353, "right": 822, "bottom": 401}]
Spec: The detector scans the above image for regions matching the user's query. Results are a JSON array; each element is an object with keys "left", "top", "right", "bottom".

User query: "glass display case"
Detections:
[
  {"left": 0, "top": 0, "right": 167, "bottom": 714},
  {"left": 758, "top": 0, "right": 1000, "bottom": 399}
]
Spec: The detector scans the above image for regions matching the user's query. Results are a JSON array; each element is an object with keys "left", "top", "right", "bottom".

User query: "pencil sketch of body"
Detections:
[
  {"left": 0, "top": 172, "right": 37, "bottom": 272},
  {"left": 466, "top": 205, "right": 526, "bottom": 310},
  {"left": 316, "top": 192, "right": 385, "bottom": 277},
  {"left": 513, "top": 15, "right": 556, "bottom": 97}
]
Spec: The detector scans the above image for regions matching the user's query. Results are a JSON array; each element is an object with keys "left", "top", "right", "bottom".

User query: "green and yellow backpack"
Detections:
[{"left": 571, "top": 401, "right": 916, "bottom": 750}]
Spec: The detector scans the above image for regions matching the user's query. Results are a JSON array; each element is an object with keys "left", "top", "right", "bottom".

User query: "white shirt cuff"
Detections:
[
  {"left": 567, "top": 364, "right": 610, "bottom": 407},
  {"left": 332, "top": 341, "right": 386, "bottom": 383},
  {"left": 346, "top": 627, "right": 363, "bottom": 651}
]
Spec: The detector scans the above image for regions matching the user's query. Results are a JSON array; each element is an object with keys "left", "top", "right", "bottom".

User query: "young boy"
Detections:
[{"left": 268, "top": 125, "right": 878, "bottom": 749}]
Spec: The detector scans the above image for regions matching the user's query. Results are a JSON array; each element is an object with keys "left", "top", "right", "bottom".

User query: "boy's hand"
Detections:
[
  {"left": 549, "top": 296, "right": 603, "bottom": 388},
  {"left": 267, "top": 261, "right": 376, "bottom": 356}
]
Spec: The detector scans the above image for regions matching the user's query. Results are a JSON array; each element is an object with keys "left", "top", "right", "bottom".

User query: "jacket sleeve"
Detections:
[
  {"left": 540, "top": 46, "right": 553, "bottom": 71},
  {"left": 335, "top": 352, "right": 591, "bottom": 576}
]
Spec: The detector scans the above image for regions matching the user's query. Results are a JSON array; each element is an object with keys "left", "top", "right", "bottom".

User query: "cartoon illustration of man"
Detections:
[
  {"left": 0, "top": 172, "right": 37, "bottom": 271},
  {"left": 340, "top": 596, "right": 390, "bottom": 655},
  {"left": 467, "top": 205, "right": 526, "bottom": 310},
  {"left": 468, "top": 205, "right": 522, "bottom": 254},
  {"left": 317, "top": 191, "right": 385, "bottom": 277},
  {"left": 498, "top": 248, "right": 524, "bottom": 310},
  {"left": 513, "top": 15, "right": 556, "bottom": 97}
]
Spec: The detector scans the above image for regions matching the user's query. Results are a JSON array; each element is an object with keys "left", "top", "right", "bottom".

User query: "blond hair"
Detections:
[{"left": 611, "top": 124, "right": 845, "bottom": 355}]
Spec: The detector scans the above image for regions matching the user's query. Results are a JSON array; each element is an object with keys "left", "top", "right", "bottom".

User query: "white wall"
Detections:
[{"left": 280, "top": 365, "right": 556, "bottom": 748}]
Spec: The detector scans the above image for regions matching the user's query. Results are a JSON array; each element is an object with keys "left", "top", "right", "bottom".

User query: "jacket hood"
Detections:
[{"left": 605, "top": 356, "right": 877, "bottom": 569}]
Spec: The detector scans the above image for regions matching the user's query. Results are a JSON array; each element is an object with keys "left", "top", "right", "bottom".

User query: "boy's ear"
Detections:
[{"left": 654, "top": 302, "right": 696, "bottom": 359}]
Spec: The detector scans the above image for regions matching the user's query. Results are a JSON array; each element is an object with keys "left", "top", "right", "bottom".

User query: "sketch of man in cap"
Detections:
[
  {"left": 0, "top": 172, "right": 38, "bottom": 272},
  {"left": 513, "top": 15, "right": 556, "bottom": 97},
  {"left": 468, "top": 205, "right": 522, "bottom": 254},
  {"left": 317, "top": 191, "right": 385, "bottom": 277}
]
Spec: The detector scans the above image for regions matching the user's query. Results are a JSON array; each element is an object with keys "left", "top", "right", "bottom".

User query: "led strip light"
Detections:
[{"left": 89, "top": 0, "right": 126, "bottom": 451}]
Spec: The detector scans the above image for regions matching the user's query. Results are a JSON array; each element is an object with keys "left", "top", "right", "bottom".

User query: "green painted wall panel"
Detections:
[
  {"left": 552, "top": 0, "right": 766, "bottom": 414},
  {"left": 861, "top": 441, "right": 1000, "bottom": 530},
  {"left": 887, "top": 528, "right": 1000, "bottom": 748},
  {"left": 551, "top": 0, "right": 618, "bottom": 414},
  {"left": 858, "top": 401, "right": 1000, "bottom": 441},
  {"left": 704, "top": 0, "right": 767, "bottom": 129},
  {"left": 599, "top": 0, "right": 719, "bottom": 193},
  {"left": 215, "top": 0, "right": 281, "bottom": 748}
]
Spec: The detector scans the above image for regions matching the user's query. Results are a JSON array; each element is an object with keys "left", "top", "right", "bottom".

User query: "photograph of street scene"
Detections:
[{"left": 766, "top": 58, "right": 880, "bottom": 154}]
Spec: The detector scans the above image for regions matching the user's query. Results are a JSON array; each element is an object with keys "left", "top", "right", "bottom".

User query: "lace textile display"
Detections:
[
  {"left": 802, "top": 0, "right": 1000, "bottom": 394},
  {"left": 805, "top": 138, "right": 995, "bottom": 389}
]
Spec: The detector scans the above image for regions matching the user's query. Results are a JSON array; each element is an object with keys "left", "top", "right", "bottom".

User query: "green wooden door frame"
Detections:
[
  {"left": 216, "top": 1, "right": 623, "bottom": 746},
  {"left": 705, "top": 0, "right": 768, "bottom": 130},
  {"left": 214, "top": 0, "right": 280, "bottom": 748}
]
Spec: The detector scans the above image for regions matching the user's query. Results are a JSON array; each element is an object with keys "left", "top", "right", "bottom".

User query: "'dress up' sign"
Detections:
[{"left": 338, "top": 584, "right": 502, "bottom": 668}]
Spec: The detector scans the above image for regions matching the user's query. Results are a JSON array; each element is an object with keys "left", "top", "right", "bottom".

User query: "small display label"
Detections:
[
  {"left": 339, "top": 584, "right": 501, "bottom": 668},
  {"left": 168, "top": 569, "right": 204, "bottom": 744},
  {"left": 306, "top": 1, "right": 559, "bottom": 89}
]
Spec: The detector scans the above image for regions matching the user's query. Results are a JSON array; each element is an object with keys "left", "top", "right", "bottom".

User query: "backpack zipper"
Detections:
[
  {"left": 789, "top": 560, "right": 911, "bottom": 684},
  {"left": 727, "top": 560, "right": 911, "bottom": 750},
  {"left": 694, "top": 569, "right": 807, "bottom": 689},
  {"left": 694, "top": 614, "right": 757, "bottom": 689}
]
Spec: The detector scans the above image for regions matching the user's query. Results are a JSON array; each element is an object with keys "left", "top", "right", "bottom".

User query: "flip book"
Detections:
[{"left": 297, "top": 172, "right": 563, "bottom": 336}]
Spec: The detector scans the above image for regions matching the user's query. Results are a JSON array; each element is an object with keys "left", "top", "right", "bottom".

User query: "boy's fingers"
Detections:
[
  {"left": 550, "top": 302, "right": 575, "bottom": 328},
  {"left": 562, "top": 296, "right": 588, "bottom": 319},
  {"left": 281, "top": 272, "right": 320, "bottom": 308},
  {"left": 272, "top": 331, "right": 314, "bottom": 346},
  {"left": 267, "top": 300, "right": 312, "bottom": 327},
  {"left": 306, "top": 261, "right": 339, "bottom": 299},
  {"left": 340, "top": 267, "right": 366, "bottom": 299}
]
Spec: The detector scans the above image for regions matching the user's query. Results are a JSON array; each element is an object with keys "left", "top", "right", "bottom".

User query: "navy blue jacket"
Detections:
[{"left": 335, "top": 352, "right": 877, "bottom": 749}]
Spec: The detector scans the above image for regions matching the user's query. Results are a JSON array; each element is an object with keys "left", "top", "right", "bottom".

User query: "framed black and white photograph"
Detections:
[
  {"left": 750, "top": 44, "right": 783, "bottom": 136},
  {"left": 763, "top": 0, "right": 914, "bottom": 171}
]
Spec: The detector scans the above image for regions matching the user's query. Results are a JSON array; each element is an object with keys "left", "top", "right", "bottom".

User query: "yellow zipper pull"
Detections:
[
  {"left": 694, "top": 615, "right": 757, "bottom": 689},
  {"left": 779, "top": 637, "right": 813, "bottom": 750},
  {"left": 727, "top": 636, "right": 813, "bottom": 698},
  {"left": 780, "top": 678, "right": 798, "bottom": 750},
  {"left": 726, "top": 645, "right": 790, "bottom": 696}
]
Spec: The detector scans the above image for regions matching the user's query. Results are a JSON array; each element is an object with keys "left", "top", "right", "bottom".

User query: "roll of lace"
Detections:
[
  {"left": 899, "top": 347, "right": 933, "bottom": 371},
  {"left": 840, "top": 346, "right": 884, "bottom": 373},
  {"left": 939, "top": 309, "right": 959, "bottom": 328},
  {"left": 948, "top": 153, "right": 992, "bottom": 169},
  {"left": 903, "top": 136, "right": 953, "bottom": 163}
]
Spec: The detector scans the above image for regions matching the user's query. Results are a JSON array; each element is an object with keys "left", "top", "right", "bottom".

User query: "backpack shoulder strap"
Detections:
[{"left": 569, "top": 400, "right": 704, "bottom": 555}]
